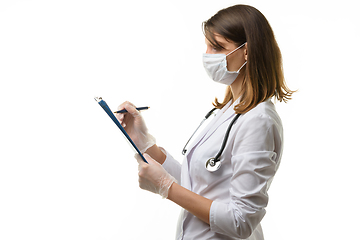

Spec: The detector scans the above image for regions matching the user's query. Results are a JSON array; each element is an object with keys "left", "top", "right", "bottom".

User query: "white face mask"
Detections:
[{"left": 203, "top": 42, "right": 247, "bottom": 85}]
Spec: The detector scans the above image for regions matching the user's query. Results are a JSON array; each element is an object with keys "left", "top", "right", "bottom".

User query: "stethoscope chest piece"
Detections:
[{"left": 205, "top": 158, "right": 221, "bottom": 172}]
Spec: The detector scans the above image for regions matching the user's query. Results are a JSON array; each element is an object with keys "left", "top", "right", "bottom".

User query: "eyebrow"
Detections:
[{"left": 206, "top": 35, "right": 226, "bottom": 50}]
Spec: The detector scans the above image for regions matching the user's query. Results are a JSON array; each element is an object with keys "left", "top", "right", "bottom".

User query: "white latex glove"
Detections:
[
  {"left": 136, "top": 153, "right": 177, "bottom": 199},
  {"left": 115, "top": 101, "right": 156, "bottom": 153}
]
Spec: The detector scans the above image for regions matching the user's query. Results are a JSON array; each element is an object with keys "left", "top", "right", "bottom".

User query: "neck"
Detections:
[{"left": 230, "top": 71, "right": 246, "bottom": 100}]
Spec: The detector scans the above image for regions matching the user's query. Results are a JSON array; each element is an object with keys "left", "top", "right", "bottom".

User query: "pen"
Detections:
[{"left": 113, "top": 106, "right": 150, "bottom": 114}]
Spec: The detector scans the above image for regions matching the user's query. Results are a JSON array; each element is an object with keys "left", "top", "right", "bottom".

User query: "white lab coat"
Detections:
[{"left": 162, "top": 98, "right": 283, "bottom": 240}]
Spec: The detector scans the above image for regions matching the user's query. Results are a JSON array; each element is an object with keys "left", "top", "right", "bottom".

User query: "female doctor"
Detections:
[{"left": 116, "top": 4, "right": 294, "bottom": 240}]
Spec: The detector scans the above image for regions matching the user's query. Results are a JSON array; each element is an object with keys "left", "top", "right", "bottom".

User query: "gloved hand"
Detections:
[
  {"left": 136, "top": 153, "right": 177, "bottom": 199},
  {"left": 116, "top": 101, "right": 156, "bottom": 153}
]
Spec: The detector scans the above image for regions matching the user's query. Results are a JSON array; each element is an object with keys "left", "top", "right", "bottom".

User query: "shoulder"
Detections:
[
  {"left": 236, "top": 100, "right": 283, "bottom": 136},
  {"left": 242, "top": 99, "right": 281, "bottom": 122},
  {"left": 231, "top": 100, "right": 283, "bottom": 153}
]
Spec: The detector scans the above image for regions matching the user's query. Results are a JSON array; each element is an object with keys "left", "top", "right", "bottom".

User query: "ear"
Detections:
[{"left": 244, "top": 42, "right": 248, "bottom": 61}]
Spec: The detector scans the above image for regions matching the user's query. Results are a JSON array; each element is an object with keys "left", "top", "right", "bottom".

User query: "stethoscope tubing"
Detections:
[
  {"left": 182, "top": 108, "right": 217, "bottom": 155},
  {"left": 212, "top": 113, "right": 241, "bottom": 162},
  {"left": 182, "top": 108, "right": 241, "bottom": 172}
]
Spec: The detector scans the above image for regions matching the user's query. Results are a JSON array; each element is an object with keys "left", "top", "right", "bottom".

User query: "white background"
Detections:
[{"left": 1, "top": 0, "right": 359, "bottom": 239}]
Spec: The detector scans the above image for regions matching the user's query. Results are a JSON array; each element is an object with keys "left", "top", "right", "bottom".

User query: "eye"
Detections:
[
  {"left": 207, "top": 45, "right": 223, "bottom": 54},
  {"left": 212, "top": 46, "right": 222, "bottom": 52},
  {"left": 205, "top": 42, "right": 224, "bottom": 54}
]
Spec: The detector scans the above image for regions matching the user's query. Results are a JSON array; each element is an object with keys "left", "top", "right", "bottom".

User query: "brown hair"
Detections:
[{"left": 203, "top": 5, "right": 295, "bottom": 114}]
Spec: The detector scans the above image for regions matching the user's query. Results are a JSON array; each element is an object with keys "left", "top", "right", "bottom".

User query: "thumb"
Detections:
[
  {"left": 135, "top": 153, "right": 155, "bottom": 165},
  {"left": 143, "top": 153, "right": 157, "bottom": 165},
  {"left": 135, "top": 153, "right": 147, "bottom": 165}
]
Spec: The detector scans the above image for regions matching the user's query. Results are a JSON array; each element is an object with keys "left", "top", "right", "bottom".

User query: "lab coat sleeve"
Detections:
[
  {"left": 209, "top": 113, "right": 281, "bottom": 239},
  {"left": 159, "top": 147, "right": 182, "bottom": 184}
]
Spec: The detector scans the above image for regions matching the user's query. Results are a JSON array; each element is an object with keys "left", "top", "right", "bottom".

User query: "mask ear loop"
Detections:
[
  {"left": 226, "top": 42, "right": 246, "bottom": 57},
  {"left": 236, "top": 61, "right": 247, "bottom": 73},
  {"left": 226, "top": 42, "right": 247, "bottom": 73}
]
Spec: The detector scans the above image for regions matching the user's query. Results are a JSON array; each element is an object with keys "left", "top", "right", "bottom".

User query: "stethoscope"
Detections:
[{"left": 182, "top": 108, "right": 241, "bottom": 172}]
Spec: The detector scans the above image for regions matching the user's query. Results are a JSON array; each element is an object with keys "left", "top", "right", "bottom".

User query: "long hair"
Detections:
[{"left": 203, "top": 5, "right": 295, "bottom": 114}]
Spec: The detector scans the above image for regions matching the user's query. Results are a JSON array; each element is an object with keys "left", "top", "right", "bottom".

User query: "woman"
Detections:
[{"left": 116, "top": 4, "right": 294, "bottom": 240}]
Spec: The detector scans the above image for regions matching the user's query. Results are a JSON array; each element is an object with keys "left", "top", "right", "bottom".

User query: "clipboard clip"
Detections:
[{"left": 94, "top": 96, "right": 102, "bottom": 102}]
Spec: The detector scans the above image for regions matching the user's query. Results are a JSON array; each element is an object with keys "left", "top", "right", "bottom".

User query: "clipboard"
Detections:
[{"left": 94, "top": 97, "right": 148, "bottom": 163}]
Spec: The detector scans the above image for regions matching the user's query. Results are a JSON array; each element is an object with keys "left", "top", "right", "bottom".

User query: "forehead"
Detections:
[{"left": 205, "top": 32, "right": 234, "bottom": 48}]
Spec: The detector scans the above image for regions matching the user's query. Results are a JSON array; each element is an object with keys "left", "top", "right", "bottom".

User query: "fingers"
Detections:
[
  {"left": 135, "top": 154, "right": 148, "bottom": 185},
  {"left": 117, "top": 101, "right": 135, "bottom": 110},
  {"left": 115, "top": 112, "right": 126, "bottom": 127},
  {"left": 115, "top": 102, "right": 127, "bottom": 126},
  {"left": 116, "top": 101, "right": 140, "bottom": 127},
  {"left": 117, "top": 101, "right": 139, "bottom": 116},
  {"left": 116, "top": 101, "right": 135, "bottom": 127}
]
